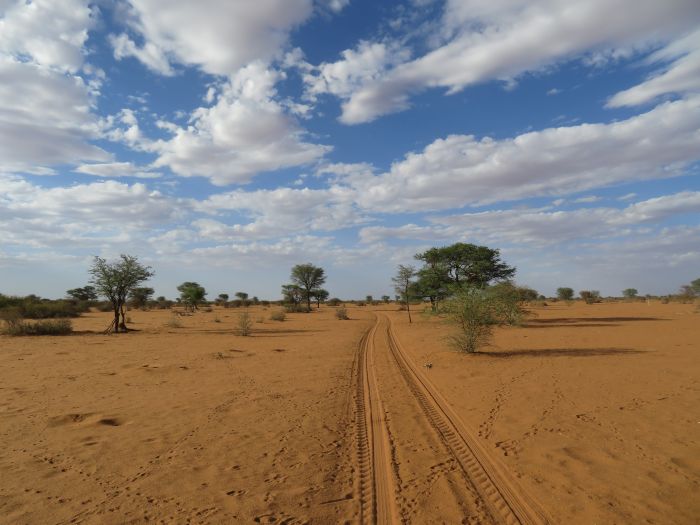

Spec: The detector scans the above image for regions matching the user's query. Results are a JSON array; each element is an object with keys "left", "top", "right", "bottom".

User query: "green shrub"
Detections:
[
  {"left": 335, "top": 307, "right": 349, "bottom": 320},
  {"left": 444, "top": 285, "right": 527, "bottom": 353},
  {"left": 579, "top": 290, "right": 601, "bottom": 304},
  {"left": 270, "top": 310, "right": 286, "bottom": 322},
  {"left": 327, "top": 298, "right": 342, "bottom": 306}
]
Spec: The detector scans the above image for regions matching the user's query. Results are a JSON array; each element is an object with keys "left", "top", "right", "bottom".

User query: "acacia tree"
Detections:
[
  {"left": 622, "top": 288, "right": 638, "bottom": 299},
  {"left": 282, "top": 284, "right": 304, "bottom": 310},
  {"left": 129, "top": 287, "right": 154, "bottom": 309},
  {"left": 288, "top": 263, "right": 326, "bottom": 312},
  {"left": 392, "top": 264, "right": 416, "bottom": 324},
  {"left": 235, "top": 292, "right": 248, "bottom": 302},
  {"left": 89, "top": 255, "right": 154, "bottom": 333},
  {"left": 312, "top": 288, "right": 329, "bottom": 309},
  {"left": 178, "top": 282, "right": 206, "bottom": 311},
  {"left": 66, "top": 286, "right": 97, "bottom": 301},
  {"left": 415, "top": 242, "right": 515, "bottom": 289},
  {"left": 556, "top": 287, "right": 574, "bottom": 301}
]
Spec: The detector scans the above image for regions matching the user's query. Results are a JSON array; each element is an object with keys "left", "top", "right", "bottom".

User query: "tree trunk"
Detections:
[
  {"left": 119, "top": 303, "right": 127, "bottom": 331},
  {"left": 405, "top": 289, "right": 412, "bottom": 324},
  {"left": 113, "top": 305, "right": 120, "bottom": 333}
]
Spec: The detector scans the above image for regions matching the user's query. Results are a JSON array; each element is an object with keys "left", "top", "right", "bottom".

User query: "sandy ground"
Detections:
[{"left": 0, "top": 301, "right": 698, "bottom": 524}]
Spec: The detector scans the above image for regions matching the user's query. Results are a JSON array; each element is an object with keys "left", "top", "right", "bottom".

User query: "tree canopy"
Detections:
[
  {"left": 415, "top": 242, "right": 515, "bottom": 289},
  {"left": 66, "top": 286, "right": 97, "bottom": 302}
]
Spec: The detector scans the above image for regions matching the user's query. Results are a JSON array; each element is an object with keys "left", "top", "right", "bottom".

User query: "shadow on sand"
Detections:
[{"left": 478, "top": 347, "right": 645, "bottom": 358}]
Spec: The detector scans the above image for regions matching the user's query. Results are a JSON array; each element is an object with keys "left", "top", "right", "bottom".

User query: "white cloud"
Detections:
[
  {"left": 75, "top": 162, "right": 161, "bottom": 179},
  {"left": 573, "top": 195, "right": 601, "bottom": 204},
  {"left": 608, "top": 28, "right": 700, "bottom": 107},
  {"left": 109, "top": 32, "right": 174, "bottom": 76},
  {"left": 0, "top": 175, "right": 180, "bottom": 250},
  {"left": 0, "top": 1, "right": 111, "bottom": 174},
  {"left": 194, "top": 186, "right": 363, "bottom": 238},
  {"left": 303, "top": 40, "right": 410, "bottom": 101},
  {"left": 343, "top": 96, "right": 700, "bottom": 212},
  {"left": 0, "top": 0, "right": 95, "bottom": 72},
  {"left": 338, "top": 0, "right": 700, "bottom": 123},
  {"left": 111, "top": 0, "right": 313, "bottom": 76},
  {"left": 0, "top": 57, "right": 109, "bottom": 173},
  {"left": 152, "top": 62, "right": 330, "bottom": 185},
  {"left": 358, "top": 191, "right": 700, "bottom": 247}
]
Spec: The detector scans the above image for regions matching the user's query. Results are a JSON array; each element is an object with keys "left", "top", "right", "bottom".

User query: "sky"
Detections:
[{"left": 1, "top": 0, "right": 699, "bottom": 300}]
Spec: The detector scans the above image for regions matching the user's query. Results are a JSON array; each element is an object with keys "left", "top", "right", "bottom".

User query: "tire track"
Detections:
[
  {"left": 353, "top": 315, "right": 400, "bottom": 524},
  {"left": 382, "top": 313, "right": 550, "bottom": 525}
]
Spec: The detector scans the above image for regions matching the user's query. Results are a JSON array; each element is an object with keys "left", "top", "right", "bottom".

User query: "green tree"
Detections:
[
  {"left": 381, "top": 295, "right": 390, "bottom": 303},
  {"left": 66, "top": 286, "right": 97, "bottom": 301},
  {"left": 312, "top": 288, "right": 329, "bottom": 309},
  {"left": 392, "top": 265, "right": 416, "bottom": 324},
  {"left": 235, "top": 292, "right": 248, "bottom": 301},
  {"left": 622, "top": 288, "right": 638, "bottom": 299},
  {"left": 282, "top": 284, "right": 304, "bottom": 310},
  {"left": 129, "top": 287, "right": 154, "bottom": 309},
  {"left": 178, "top": 282, "right": 207, "bottom": 311},
  {"left": 366, "top": 295, "right": 373, "bottom": 303},
  {"left": 691, "top": 278, "right": 700, "bottom": 295},
  {"left": 216, "top": 293, "right": 229, "bottom": 305},
  {"left": 288, "top": 263, "right": 326, "bottom": 312},
  {"left": 415, "top": 242, "right": 515, "bottom": 288},
  {"left": 556, "top": 287, "right": 574, "bottom": 301},
  {"left": 580, "top": 290, "right": 601, "bottom": 304},
  {"left": 413, "top": 264, "right": 451, "bottom": 312},
  {"left": 89, "top": 255, "right": 154, "bottom": 333}
]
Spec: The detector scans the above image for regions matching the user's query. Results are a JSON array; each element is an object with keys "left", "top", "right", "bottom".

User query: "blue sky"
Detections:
[{"left": 1, "top": 0, "right": 699, "bottom": 300}]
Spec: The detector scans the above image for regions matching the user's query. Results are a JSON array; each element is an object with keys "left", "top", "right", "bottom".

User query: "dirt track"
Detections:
[{"left": 354, "top": 313, "right": 549, "bottom": 524}]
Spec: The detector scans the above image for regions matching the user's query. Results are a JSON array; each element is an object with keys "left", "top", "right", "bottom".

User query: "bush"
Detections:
[
  {"left": 356, "top": 301, "right": 366, "bottom": 307},
  {"left": 2, "top": 318, "right": 72, "bottom": 336},
  {"left": 164, "top": 316, "right": 183, "bottom": 329},
  {"left": 444, "top": 285, "right": 527, "bottom": 353},
  {"left": 335, "top": 307, "right": 349, "bottom": 320},
  {"left": 237, "top": 311, "right": 253, "bottom": 336},
  {"left": 0, "top": 297, "right": 83, "bottom": 319},
  {"left": 327, "top": 298, "right": 342, "bottom": 307},
  {"left": 270, "top": 310, "right": 286, "bottom": 322},
  {"left": 579, "top": 290, "right": 601, "bottom": 304},
  {"left": 284, "top": 303, "right": 304, "bottom": 313}
]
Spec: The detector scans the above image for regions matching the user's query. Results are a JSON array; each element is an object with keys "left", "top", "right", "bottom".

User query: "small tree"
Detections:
[
  {"left": 178, "top": 282, "right": 207, "bottom": 311},
  {"left": 129, "top": 287, "right": 154, "bottom": 309},
  {"left": 237, "top": 311, "right": 253, "bottom": 336},
  {"left": 288, "top": 263, "right": 326, "bottom": 312},
  {"left": 392, "top": 265, "right": 416, "bottom": 324},
  {"left": 216, "top": 293, "right": 229, "bottom": 305},
  {"left": 366, "top": 295, "right": 373, "bottom": 303},
  {"left": 556, "top": 287, "right": 574, "bottom": 301},
  {"left": 690, "top": 278, "right": 700, "bottom": 295},
  {"left": 580, "top": 290, "right": 601, "bottom": 304},
  {"left": 381, "top": 295, "right": 390, "bottom": 303},
  {"left": 235, "top": 292, "right": 248, "bottom": 302},
  {"left": 312, "top": 288, "right": 329, "bottom": 309},
  {"left": 89, "top": 255, "right": 154, "bottom": 333},
  {"left": 66, "top": 286, "right": 97, "bottom": 302},
  {"left": 622, "top": 288, "right": 638, "bottom": 299}
]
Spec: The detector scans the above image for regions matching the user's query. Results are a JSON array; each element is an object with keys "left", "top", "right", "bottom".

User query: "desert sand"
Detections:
[{"left": 0, "top": 301, "right": 698, "bottom": 524}]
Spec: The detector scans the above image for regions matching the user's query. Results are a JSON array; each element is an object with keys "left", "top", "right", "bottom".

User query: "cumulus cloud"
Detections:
[
  {"left": 194, "top": 186, "right": 363, "bottom": 238},
  {"left": 337, "top": 0, "right": 700, "bottom": 123},
  {"left": 343, "top": 96, "right": 700, "bottom": 212},
  {"left": 152, "top": 62, "right": 330, "bottom": 185},
  {"left": 0, "top": 57, "right": 109, "bottom": 173},
  {"left": 0, "top": 0, "right": 95, "bottom": 72},
  {"left": 110, "top": 0, "right": 313, "bottom": 76},
  {"left": 0, "top": 1, "right": 111, "bottom": 174},
  {"left": 302, "top": 40, "right": 410, "bottom": 101},
  {"left": 358, "top": 191, "right": 700, "bottom": 246}
]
